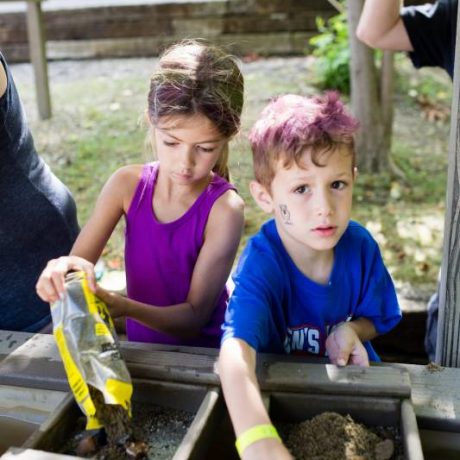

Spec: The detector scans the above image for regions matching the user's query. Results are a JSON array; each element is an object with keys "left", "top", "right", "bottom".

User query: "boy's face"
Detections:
[{"left": 252, "top": 146, "right": 355, "bottom": 256}]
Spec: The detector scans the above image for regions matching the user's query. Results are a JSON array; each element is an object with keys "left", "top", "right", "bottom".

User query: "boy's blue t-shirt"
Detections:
[{"left": 222, "top": 219, "right": 401, "bottom": 362}]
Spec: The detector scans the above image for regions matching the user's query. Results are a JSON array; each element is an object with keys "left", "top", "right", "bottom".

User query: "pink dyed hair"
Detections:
[{"left": 249, "top": 92, "right": 359, "bottom": 187}]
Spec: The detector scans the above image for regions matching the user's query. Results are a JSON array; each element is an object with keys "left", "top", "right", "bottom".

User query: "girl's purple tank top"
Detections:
[{"left": 124, "top": 162, "right": 235, "bottom": 347}]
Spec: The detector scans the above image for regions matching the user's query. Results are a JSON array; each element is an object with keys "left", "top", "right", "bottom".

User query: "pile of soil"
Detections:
[
  {"left": 426, "top": 361, "right": 444, "bottom": 373},
  {"left": 61, "top": 387, "right": 194, "bottom": 460},
  {"left": 279, "top": 412, "right": 403, "bottom": 460}
]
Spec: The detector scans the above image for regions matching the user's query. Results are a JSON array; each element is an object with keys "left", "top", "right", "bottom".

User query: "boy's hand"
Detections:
[
  {"left": 36, "top": 255, "right": 96, "bottom": 303},
  {"left": 326, "top": 323, "right": 369, "bottom": 367}
]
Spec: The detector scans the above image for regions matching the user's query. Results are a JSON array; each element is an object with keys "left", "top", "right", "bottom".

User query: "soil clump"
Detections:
[{"left": 426, "top": 361, "right": 444, "bottom": 373}]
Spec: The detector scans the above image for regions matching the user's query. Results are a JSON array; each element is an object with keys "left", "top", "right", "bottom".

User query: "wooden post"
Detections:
[
  {"left": 436, "top": 3, "right": 460, "bottom": 367},
  {"left": 25, "top": 0, "right": 51, "bottom": 119}
]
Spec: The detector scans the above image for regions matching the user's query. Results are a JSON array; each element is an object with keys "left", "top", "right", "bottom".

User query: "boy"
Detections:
[{"left": 218, "top": 92, "right": 401, "bottom": 460}]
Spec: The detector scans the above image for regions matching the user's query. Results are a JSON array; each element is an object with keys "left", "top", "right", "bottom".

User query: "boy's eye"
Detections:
[
  {"left": 163, "top": 140, "right": 178, "bottom": 147},
  {"left": 331, "top": 180, "right": 347, "bottom": 190},
  {"left": 294, "top": 185, "right": 310, "bottom": 194}
]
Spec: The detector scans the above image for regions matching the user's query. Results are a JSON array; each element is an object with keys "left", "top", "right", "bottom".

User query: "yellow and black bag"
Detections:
[{"left": 51, "top": 271, "right": 132, "bottom": 430}]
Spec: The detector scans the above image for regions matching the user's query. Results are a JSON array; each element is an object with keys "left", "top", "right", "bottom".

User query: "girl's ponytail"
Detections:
[{"left": 212, "top": 144, "right": 230, "bottom": 181}]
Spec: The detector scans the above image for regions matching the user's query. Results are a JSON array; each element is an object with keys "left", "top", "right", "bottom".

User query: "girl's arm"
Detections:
[
  {"left": 356, "top": 0, "right": 413, "bottom": 51},
  {"left": 97, "top": 189, "right": 244, "bottom": 338},
  {"left": 36, "top": 165, "right": 141, "bottom": 302},
  {"left": 218, "top": 338, "right": 293, "bottom": 460}
]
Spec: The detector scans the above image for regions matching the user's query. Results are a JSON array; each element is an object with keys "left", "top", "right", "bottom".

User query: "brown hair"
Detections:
[{"left": 148, "top": 39, "right": 244, "bottom": 181}]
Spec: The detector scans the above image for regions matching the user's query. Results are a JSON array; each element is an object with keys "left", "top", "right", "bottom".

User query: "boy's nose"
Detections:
[{"left": 316, "top": 191, "right": 333, "bottom": 216}]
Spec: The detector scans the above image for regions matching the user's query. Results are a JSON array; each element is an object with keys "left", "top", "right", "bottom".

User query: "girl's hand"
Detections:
[
  {"left": 35, "top": 256, "right": 96, "bottom": 303},
  {"left": 95, "top": 285, "right": 128, "bottom": 319},
  {"left": 326, "top": 323, "right": 370, "bottom": 367}
]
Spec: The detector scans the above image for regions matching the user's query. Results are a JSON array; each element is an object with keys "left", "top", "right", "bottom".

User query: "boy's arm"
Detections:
[
  {"left": 218, "top": 338, "right": 293, "bottom": 460},
  {"left": 346, "top": 317, "right": 378, "bottom": 341},
  {"left": 326, "top": 318, "right": 377, "bottom": 367},
  {"left": 356, "top": 0, "right": 414, "bottom": 51}
]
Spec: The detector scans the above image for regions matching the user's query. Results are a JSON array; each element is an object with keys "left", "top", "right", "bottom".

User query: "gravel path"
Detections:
[
  {"left": 11, "top": 55, "right": 313, "bottom": 124},
  {"left": 10, "top": 55, "right": 310, "bottom": 85}
]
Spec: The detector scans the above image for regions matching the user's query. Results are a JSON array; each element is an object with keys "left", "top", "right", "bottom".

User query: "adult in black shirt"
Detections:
[
  {"left": 357, "top": 0, "right": 456, "bottom": 79},
  {"left": 0, "top": 51, "right": 79, "bottom": 332}
]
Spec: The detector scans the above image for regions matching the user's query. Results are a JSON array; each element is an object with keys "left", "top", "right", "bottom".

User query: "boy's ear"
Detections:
[{"left": 249, "top": 180, "right": 273, "bottom": 213}]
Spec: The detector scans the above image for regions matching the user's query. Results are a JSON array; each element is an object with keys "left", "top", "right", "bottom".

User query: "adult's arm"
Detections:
[
  {"left": 218, "top": 338, "right": 293, "bottom": 460},
  {"left": 356, "top": 0, "right": 414, "bottom": 51},
  {"left": 0, "top": 59, "right": 7, "bottom": 99}
]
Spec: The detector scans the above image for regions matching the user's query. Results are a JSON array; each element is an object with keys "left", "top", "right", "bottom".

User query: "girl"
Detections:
[{"left": 36, "top": 40, "right": 245, "bottom": 347}]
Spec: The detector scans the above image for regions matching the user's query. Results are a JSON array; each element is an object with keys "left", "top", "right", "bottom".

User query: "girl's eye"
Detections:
[
  {"left": 294, "top": 185, "right": 309, "bottom": 194},
  {"left": 331, "top": 180, "right": 347, "bottom": 190},
  {"left": 197, "top": 146, "right": 216, "bottom": 153},
  {"left": 163, "top": 141, "right": 178, "bottom": 147}
]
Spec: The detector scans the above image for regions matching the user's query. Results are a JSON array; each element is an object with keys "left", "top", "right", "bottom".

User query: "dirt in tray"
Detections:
[
  {"left": 60, "top": 387, "right": 194, "bottom": 460},
  {"left": 277, "top": 411, "right": 404, "bottom": 460}
]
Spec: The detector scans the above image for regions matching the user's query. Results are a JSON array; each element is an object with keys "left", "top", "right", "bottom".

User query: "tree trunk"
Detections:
[
  {"left": 347, "top": 0, "right": 392, "bottom": 173},
  {"left": 381, "top": 50, "right": 395, "bottom": 155}
]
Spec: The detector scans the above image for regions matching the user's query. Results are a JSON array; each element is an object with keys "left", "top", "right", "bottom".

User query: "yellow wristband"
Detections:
[{"left": 235, "top": 424, "right": 281, "bottom": 457}]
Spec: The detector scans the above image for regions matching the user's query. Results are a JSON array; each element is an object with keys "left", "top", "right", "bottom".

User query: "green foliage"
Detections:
[
  {"left": 309, "top": 13, "right": 350, "bottom": 94},
  {"left": 394, "top": 54, "right": 452, "bottom": 121}
]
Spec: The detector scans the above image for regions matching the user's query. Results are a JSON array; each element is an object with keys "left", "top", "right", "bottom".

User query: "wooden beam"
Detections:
[
  {"left": 3, "top": 332, "right": 460, "bottom": 430},
  {"left": 25, "top": 0, "right": 51, "bottom": 119},
  {"left": 436, "top": 3, "right": 460, "bottom": 367}
]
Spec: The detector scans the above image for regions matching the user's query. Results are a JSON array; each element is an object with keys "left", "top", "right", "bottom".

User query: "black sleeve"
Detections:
[{"left": 401, "top": 0, "right": 457, "bottom": 78}]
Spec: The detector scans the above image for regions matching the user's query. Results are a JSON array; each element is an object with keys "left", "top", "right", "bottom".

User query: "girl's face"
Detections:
[{"left": 153, "top": 113, "right": 227, "bottom": 186}]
